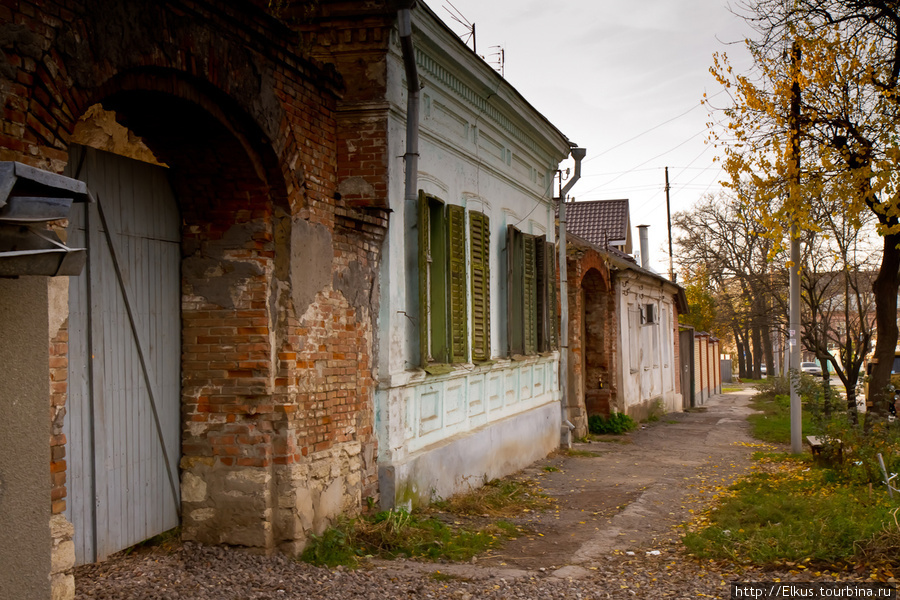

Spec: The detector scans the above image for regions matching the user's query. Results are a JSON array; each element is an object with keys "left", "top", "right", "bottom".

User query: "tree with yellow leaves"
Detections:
[{"left": 709, "top": 0, "right": 900, "bottom": 421}]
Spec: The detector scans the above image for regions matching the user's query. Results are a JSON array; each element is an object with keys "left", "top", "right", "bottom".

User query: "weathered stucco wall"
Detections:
[
  {"left": 0, "top": 277, "right": 52, "bottom": 600},
  {"left": 372, "top": 7, "right": 571, "bottom": 507}
]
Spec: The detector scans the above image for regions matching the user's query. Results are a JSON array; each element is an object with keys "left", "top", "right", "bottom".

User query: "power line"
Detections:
[{"left": 586, "top": 89, "right": 726, "bottom": 162}]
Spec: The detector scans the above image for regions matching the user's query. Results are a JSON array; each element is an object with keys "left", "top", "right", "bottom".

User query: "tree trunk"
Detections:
[
  {"left": 741, "top": 331, "right": 752, "bottom": 377},
  {"left": 866, "top": 230, "right": 900, "bottom": 427},
  {"left": 751, "top": 323, "right": 764, "bottom": 379}
]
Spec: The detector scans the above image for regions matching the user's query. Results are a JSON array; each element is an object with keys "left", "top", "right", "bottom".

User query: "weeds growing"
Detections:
[
  {"left": 588, "top": 412, "right": 637, "bottom": 435},
  {"left": 301, "top": 478, "right": 551, "bottom": 568}
]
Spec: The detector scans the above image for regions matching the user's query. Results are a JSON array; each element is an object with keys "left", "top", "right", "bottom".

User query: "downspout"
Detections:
[
  {"left": 557, "top": 147, "right": 586, "bottom": 448},
  {"left": 399, "top": 2, "right": 419, "bottom": 209},
  {"left": 399, "top": 2, "right": 421, "bottom": 380}
]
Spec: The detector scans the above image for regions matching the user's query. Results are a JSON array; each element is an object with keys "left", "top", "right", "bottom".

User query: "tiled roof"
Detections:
[{"left": 561, "top": 199, "right": 630, "bottom": 248}]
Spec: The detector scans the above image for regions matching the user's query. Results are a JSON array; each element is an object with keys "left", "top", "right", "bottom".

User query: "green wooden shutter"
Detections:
[
  {"left": 547, "top": 241, "right": 559, "bottom": 350},
  {"left": 470, "top": 212, "right": 491, "bottom": 361},
  {"left": 523, "top": 233, "right": 537, "bottom": 354},
  {"left": 507, "top": 225, "right": 524, "bottom": 356},
  {"left": 447, "top": 204, "right": 467, "bottom": 363},
  {"left": 535, "top": 236, "right": 547, "bottom": 352},
  {"left": 418, "top": 190, "right": 430, "bottom": 366}
]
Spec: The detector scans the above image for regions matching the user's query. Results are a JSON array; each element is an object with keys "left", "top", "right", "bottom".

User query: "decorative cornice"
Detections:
[{"left": 415, "top": 48, "right": 547, "bottom": 160}]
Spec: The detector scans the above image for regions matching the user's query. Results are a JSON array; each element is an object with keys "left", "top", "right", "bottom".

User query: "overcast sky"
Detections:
[{"left": 433, "top": 0, "right": 756, "bottom": 274}]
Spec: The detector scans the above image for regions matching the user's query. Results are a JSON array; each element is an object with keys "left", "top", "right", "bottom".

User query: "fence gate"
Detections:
[
  {"left": 679, "top": 329, "right": 694, "bottom": 409},
  {"left": 65, "top": 146, "right": 181, "bottom": 564}
]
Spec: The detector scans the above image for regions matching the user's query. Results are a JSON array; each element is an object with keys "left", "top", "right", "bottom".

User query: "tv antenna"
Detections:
[
  {"left": 486, "top": 44, "right": 505, "bottom": 77},
  {"left": 444, "top": 1, "right": 476, "bottom": 53}
]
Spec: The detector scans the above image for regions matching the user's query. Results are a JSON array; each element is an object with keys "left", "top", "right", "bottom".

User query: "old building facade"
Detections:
[
  {"left": 1, "top": 0, "right": 579, "bottom": 597},
  {"left": 0, "top": 1, "right": 397, "bottom": 597},
  {"left": 564, "top": 233, "right": 688, "bottom": 438}
]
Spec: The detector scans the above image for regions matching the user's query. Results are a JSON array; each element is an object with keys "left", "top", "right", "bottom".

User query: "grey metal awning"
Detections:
[{"left": 0, "top": 162, "right": 90, "bottom": 277}]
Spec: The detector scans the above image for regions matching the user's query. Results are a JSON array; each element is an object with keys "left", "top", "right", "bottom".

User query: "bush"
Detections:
[
  {"left": 818, "top": 415, "right": 900, "bottom": 486},
  {"left": 588, "top": 412, "right": 637, "bottom": 435}
]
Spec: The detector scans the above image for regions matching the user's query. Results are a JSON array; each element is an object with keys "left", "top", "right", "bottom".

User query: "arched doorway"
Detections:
[
  {"left": 63, "top": 75, "right": 288, "bottom": 563},
  {"left": 582, "top": 268, "right": 612, "bottom": 418}
]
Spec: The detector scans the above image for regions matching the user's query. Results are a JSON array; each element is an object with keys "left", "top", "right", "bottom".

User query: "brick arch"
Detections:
[
  {"left": 33, "top": 0, "right": 342, "bottom": 211},
  {"left": 573, "top": 250, "right": 611, "bottom": 291},
  {"left": 84, "top": 68, "right": 292, "bottom": 215}
]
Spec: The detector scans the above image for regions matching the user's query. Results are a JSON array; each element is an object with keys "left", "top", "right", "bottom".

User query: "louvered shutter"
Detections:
[
  {"left": 470, "top": 212, "right": 491, "bottom": 361},
  {"left": 447, "top": 204, "right": 468, "bottom": 363},
  {"left": 418, "top": 190, "right": 430, "bottom": 365},
  {"left": 535, "top": 236, "right": 547, "bottom": 352},
  {"left": 547, "top": 241, "right": 559, "bottom": 349},
  {"left": 507, "top": 225, "right": 524, "bottom": 356},
  {"left": 523, "top": 233, "right": 537, "bottom": 354}
]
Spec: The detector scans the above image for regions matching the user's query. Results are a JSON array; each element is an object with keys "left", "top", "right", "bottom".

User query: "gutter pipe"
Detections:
[
  {"left": 399, "top": 3, "right": 419, "bottom": 209},
  {"left": 557, "top": 147, "right": 586, "bottom": 448}
]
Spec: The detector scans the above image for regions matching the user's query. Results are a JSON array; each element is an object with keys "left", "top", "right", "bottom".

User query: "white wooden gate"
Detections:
[{"left": 65, "top": 146, "right": 181, "bottom": 564}]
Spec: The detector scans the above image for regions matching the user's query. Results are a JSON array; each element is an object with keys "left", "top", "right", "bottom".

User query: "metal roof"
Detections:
[
  {"left": 0, "top": 162, "right": 89, "bottom": 277},
  {"left": 560, "top": 199, "right": 631, "bottom": 249}
]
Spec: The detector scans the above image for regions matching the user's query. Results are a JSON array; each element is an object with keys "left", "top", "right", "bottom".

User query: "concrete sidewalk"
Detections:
[{"left": 400, "top": 386, "right": 763, "bottom": 581}]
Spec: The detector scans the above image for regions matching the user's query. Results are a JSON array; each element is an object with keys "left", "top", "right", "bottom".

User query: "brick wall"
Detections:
[
  {"left": 565, "top": 244, "right": 614, "bottom": 438},
  {"left": 1, "top": 0, "right": 390, "bottom": 578}
]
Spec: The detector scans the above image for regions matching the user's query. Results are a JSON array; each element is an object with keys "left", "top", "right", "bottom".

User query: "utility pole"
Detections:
[
  {"left": 665, "top": 167, "right": 674, "bottom": 282},
  {"left": 789, "top": 41, "right": 803, "bottom": 455}
]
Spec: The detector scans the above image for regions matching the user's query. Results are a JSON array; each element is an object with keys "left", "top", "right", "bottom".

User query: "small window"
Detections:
[{"left": 641, "top": 303, "right": 657, "bottom": 325}]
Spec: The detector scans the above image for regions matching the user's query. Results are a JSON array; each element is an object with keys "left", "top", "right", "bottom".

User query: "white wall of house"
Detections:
[
  {"left": 375, "top": 8, "right": 570, "bottom": 508},
  {"left": 615, "top": 270, "right": 680, "bottom": 417}
]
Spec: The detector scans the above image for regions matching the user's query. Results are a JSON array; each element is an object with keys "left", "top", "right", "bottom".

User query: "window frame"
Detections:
[{"left": 419, "top": 192, "right": 468, "bottom": 366}]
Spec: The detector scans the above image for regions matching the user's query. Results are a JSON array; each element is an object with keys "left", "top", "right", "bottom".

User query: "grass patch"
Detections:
[
  {"left": 747, "top": 393, "right": 815, "bottom": 444},
  {"left": 561, "top": 448, "right": 602, "bottom": 458},
  {"left": 431, "top": 478, "right": 553, "bottom": 518},
  {"left": 588, "top": 412, "right": 637, "bottom": 435},
  {"left": 683, "top": 455, "right": 897, "bottom": 568},
  {"left": 722, "top": 387, "right": 742, "bottom": 393},
  {"left": 302, "top": 479, "right": 552, "bottom": 568},
  {"left": 301, "top": 509, "right": 505, "bottom": 567},
  {"left": 542, "top": 465, "right": 561, "bottom": 472}
]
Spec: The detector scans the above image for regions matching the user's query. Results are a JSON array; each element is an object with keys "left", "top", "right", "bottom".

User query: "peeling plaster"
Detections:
[
  {"left": 337, "top": 176, "right": 375, "bottom": 197},
  {"left": 290, "top": 217, "right": 332, "bottom": 317},
  {"left": 333, "top": 260, "right": 369, "bottom": 316},
  {"left": 182, "top": 222, "right": 267, "bottom": 310}
]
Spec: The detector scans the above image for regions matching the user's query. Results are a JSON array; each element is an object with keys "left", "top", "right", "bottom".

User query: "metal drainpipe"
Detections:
[
  {"left": 558, "top": 147, "right": 586, "bottom": 448},
  {"left": 399, "top": 3, "right": 419, "bottom": 209}
]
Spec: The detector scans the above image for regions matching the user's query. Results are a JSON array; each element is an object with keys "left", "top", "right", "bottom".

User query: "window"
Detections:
[
  {"left": 641, "top": 302, "right": 657, "bottom": 324},
  {"left": 419, "top": 192, "right": 467, "bottom": 365},
  {"left": 506, "top": 225, "right": 558, "bottom": 356},
  {"left": 418, "top": 192, "right": 492, "bottom": 366}
]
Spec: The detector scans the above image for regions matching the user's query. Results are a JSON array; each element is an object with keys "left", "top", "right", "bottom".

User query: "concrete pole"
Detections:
[
  {"left": 789, "top": 41, "right": 803, "bottom": 455},
  {"left": 790, "top": 226, "right": 802, "bottom": 454}
]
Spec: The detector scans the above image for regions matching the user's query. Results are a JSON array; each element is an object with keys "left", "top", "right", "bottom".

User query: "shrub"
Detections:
[{"left": 588, "top": 412, "right": 637, "bottom": 435}]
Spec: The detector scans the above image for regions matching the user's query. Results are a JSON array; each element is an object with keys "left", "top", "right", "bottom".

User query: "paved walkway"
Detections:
[{"left": 390, "top": 385, "right": 763, "bottom": 581}]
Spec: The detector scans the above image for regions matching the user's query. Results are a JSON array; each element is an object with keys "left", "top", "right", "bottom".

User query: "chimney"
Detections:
[{"left": 637, "top": 224, "right": 650, "bottom": 270}]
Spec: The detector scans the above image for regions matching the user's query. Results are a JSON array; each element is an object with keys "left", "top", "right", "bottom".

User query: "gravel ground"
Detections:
[{"left": 75, "top": 539, "right": 875, "bottom": 600}]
